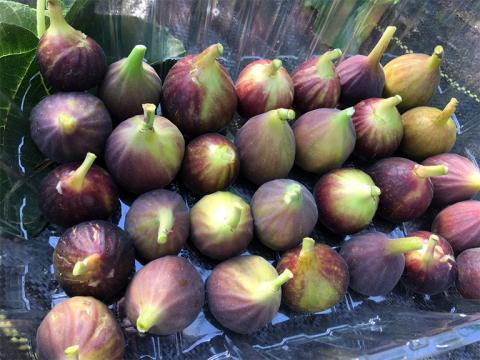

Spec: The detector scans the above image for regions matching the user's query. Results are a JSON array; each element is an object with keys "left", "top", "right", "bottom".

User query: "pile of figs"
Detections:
[{"left": 31, "top": 4, "right": 480, "bottom": 358}]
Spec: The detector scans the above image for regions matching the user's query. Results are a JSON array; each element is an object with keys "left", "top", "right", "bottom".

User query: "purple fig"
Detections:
[
  {"left": 30, "top": 92, "right": 112, "bottom": 163},
  {"left": 277, "top": 237, "right": 349, "bottom": 312},
  {"left": 251, "top": 179, "right": 318, "bottom": 251},
  {"left": 39, "top": 153, "right": 119, "bottom": 228},
  {"left": 190, "top": 191, "right": 253, "bottom": 260},
  {"left": 99, "top": 45, "right": 162, "bottom": 122},
  {"left": 456, "top": 248, "right": 480, "bottom": 299},
  {"left": 314, "top": 168, "right": 380, "bottom": 235},
  {"left": 337, "top": 26, "right": 396, "bottom": 106},
  {"left": 292, "top": 48, "right": 342, "bottom": 112},
  {"left": 36, "top": 296, "right": 124, "bottom": 360},
  {"left": 162, "top": 43, "right": 237, "bottom": 136},
  {"left": 125, "top": 190, "right": 189, "bottom": 262},
  {"left": 207, "top": 255, "right": 293, "bottom": 334},
  {"left": 235, "top": 108, "right": 296, "bottom": 185},
  {"left": 235, "top": 59, "right": 294, "bottom": 118},
  {"left": 368, "top": 157, "right": 448, "bottom": 223},
  {"left": 104, "top": 103, "right": 185, "bottom": 194},
  {"left": 181, "top": 133, "right": 240, "bottom": 195},
  {"left": 340, "top": 232, "right": 423, "bottom": 296},
  {"left": 53, "top": 221, "right": 135, "bottom": 304},
  {"left": 124, "top": 256, "right": 204, "bottom": 335},
  {"left": 293, "top": 107, "right": 356, "bottom": 174},
  {"left": 36, "top": 0, "right": 106, "bottom": 91}
]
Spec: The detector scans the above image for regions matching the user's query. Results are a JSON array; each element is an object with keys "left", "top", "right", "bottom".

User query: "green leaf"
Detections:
[{"left": 0, "top": 0, "right": 39, "bottom": 35}]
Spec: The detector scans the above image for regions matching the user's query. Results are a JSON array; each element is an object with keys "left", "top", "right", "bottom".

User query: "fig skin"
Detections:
[
  {"left": 340, "top": 232, "right": 423, "bottom": 296},
  {"left": 314, "top": 168, "right": 381, "bottom": 235},
  {"left": 36, "top": 296, "right": 124, "bottom": 360},
  {"left": 207, "top": 255, "right": 293, "bottom": 334},
  {"left": 277, "top": 238, "right": 349, "bottom": 312},
  {"left": 39, "top": 153, "right": 119, "bottom": 228},
  {"left": 292, "top": 107, "right": 356, "bottom": 174},
  {"left": 30, "top": 92, "right": 112, "bottom": 163},
  {"left": 99, "top": 45, "right": 162, "bottom": 122},
  {"left": 36, "top": 0, "right": 106, "bottom": 91},
  {"left": 125, "top": 189, "right": 190, "bottom": 262},
  {"left": 251, "top": 179, "right": 318, "bottom": 251},
  {"left": 456, "top": 248, "right": 480, "bottom": 299},
  {"left": 190, "top": 191, "right": 253, "bottom": 260},
  {"left": 124, "top": 256, "right": 204, "bottom": 335},
  {"left": 181, "top": 133, "right": 240, "bottom": 195},
  {"left": 162, "top": 43, "right": 237, "bottom": 136},
  {"left": 368, "top": 157, "right": 448, "bottom": 223},
  {"left": 104, "top": 103, "right": 185, "bottom": 194},
  {"left": 432, "top": 200, "right": 480, "bottom": 254},
  {"left": 235, "top": 108, "right": 296, "bottom": 185},
  {"left": 53, "top": 221, "right": 135, "bottom": 304},
  {"left": 401, "top": 98, "right": 458, "bottom": 160},
  {"left": 292, "top": 48, "right": 342, "bottom": 113}
]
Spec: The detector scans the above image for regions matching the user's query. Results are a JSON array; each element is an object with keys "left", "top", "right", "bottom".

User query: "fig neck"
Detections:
[
  {"left": 333, "top": 107, "right": 355, "bottom": 124},
  {"left": 471, "top": 173, "right": 480, "bottom": 191},
  {"left": 270, "top": 108, "right": 295, "bottom": 124},
  {"left": 72, "top": 253, "right": 101, "bottom": 276},
  {"left": 47, "top": 0, "right": 84, "bottom": 42},
  {"left": 136, "top": 307, "right": 160, "bottom": 333},
  {"left": 121, "top": 45, "right": 147, "bottom": 79},
  {"left": 194, "top": 43, "right": 223, "bottom": 70},
  {"left": 353, "top": 184, "right": 381, "bottom": 198},
  {"left": 157, "top": 209, "right": 175, "bottom": 244},
  {"left": 209, "top": 144, "right": 236, "bottom": 166},
  {"left": 223, "top": 204, "right": 243, "bottom": 232},
  {"left": 141, "top": 103, "right": 157, "bottom": 132},
  {"left": 385, "top": 237, "right": 423, "bottom": 256},
  {"left": 316, "top": 48, "right": 342, "bottom": 79},
  {"left": 413, "top": 164, "right": 448, "bottom": 179},
  {"left": 434, "top": 98, "right": 458, "bottom": 125},
  {"left": 61, "top": 152, "right": 96, "bottom": 193},
  {"left": 267, "top": 59, "right": 283, "bottom": 77},
  {"left": 58, "top": 113, "right": 77, "bottom": 135},
  {"left": 283, "top": 183, "right": 303, "bottom": 207},
  {"left": 367, "top": 26, "right": 396, "bottom": 65},
  {"left": 427, "top": 45, "right": 444, "bottom": 71},
  {"left": 422, "top": 235, "right": 439, "bottom": 267},
  {"left": 64, "top": 345, "right": 80, "bottom": 360},
  {"left": 299, "top": 237, "right": 316, "bottom": 259}
]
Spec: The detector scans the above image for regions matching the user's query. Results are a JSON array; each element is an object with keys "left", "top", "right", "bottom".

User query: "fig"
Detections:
[
  {"left": 456, "top": 248, "right": 480, "bottom": 299},
  {"left": 104, "top": 103, "right": 185, "bottom": 194},
  {"left": 53, "top": 220, "right": 135, "bottom": 304},
  {"left": 36, "top": 0, "right": 106, "bottom": 91},
  {"left": 291, "top": 48, "right": 342, "bottom": 112},
  {"left": 384, "top": 46, "right": 443, "bottom": 111},
  {"left": 235, "top": 108, "right": 296, "bottom": 184},
  {"left": 251, "top": 179, "right": 318, "bottom": 251},
  {"left": 124, "top": 256, "right": 204, "bottom": 335},
  {"left": 162, "top": 43, "right": 237, "bottom": 136},
  {"left": 432, "top": 200, "right": 480, "bottom": 253},
  {"left": 340, "top": 232, "right": 423, "bottom": 296},
  {"left": 235, "top": 59, "right": 294, "bottom": 118},
  {"left": 314, "top": 168, "right": 381, "bottom": 235},
  {"left": 207, "top": 255, "right": 293, "bottom": 334},
  {"left": 352, "top": 95, "right": 403, "bottom": 160},
  {"left": 36, "top": 296, "right": 124, "bottom": 360},
  {"left": 337, "top": 26, "right": 396, "bottom": 106},
  {"left": 190, "top": 191, "right": 253, "bottom": 260},
  {"left": 402, "top": 231, "right": 456, "bottom": 295},
  {"left": 401, "top": 98, "right": 458, "bottom": 160},
  {"left": 99, "top": 45, "right": 162, "bottom": 122},
  {"left": 368, "top": 157, "right": 448, "bottom": 223},
  {"left": 292, "top": 107, "right": 356, "bottom": 174},
  {"left": 30, "top": 92, "right": 112, "bottom": 163},
  {"left": 125, "top": 190, "right": 189, "bottom": 262},
  {"left": 181, "top": 133, "right": 240, "bottom": 195},
  {"left": 39, "top": 152, "right": 119, "bottom": 228},
  {"left": 422, "top": 153, "right": 480, "bottom": 205}
]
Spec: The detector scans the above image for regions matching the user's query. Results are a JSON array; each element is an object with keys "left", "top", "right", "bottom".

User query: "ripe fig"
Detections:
[
  {"left": 39, "top": 153, "right": 119, "bottom": 228},
  {"left": 36, "top": 297, "right": 124, "bottom": 360},
  {"left": 401, "top": 98, "right": 458, "bottom": 160},
  {"left": 99, "top": 45, "right": 162, "bottom": 122},
  {"left": 53, "top": 221, "right": 135, "bottom": 304},
  {"left": 162, "top": 43, "right": 237, "bottom": 136},
  {"left": 340, "top": 232, "right": 423, "bottom": 296},
  {"left": 456, "top": 248, "right": 480, "bottom": 299},
  {"left": 293, "top": 107, "right": 356, "bottom": 174},
  {"left": 235, "top": 108, "right": 296, "bottom": 185},
  {"left": 314, "top": 168, "right": 381, "bottom": 235},
  {"left": 36, "top": 0, "right": 106, "bottom": 91},
  {"left": 251, "top": 179, "right": 318, "bottom": 251},
  {"left": 104, "top": 103, "right": 185, "bottom": 194},
  {"left": 125, "top": 190, "right": 189, "bottom": 262},
  {"left": 124, "top": 256, "right": 204, "bottom": 335},
  {"left": 190, "top": 191, "right": 253, "bottom": 260},
  {"left": 368, "top": 157, "right": 448, "bottom": 223},
  {"left": 235, "top": 59, "right": 294, "bottom": 118},
  {"left": 337, "top": 26, "right": 396, "bottom": 106},
  {"left": 432, "top": 200, "right": 480, "bottom": 253},
  {"left": 30, "top": 92, "right": 112, "bottom": 163},
  {"left": 207, "top": 255, "right": 293, "bottom": 334},
  {"left": 384, "top": 46, "right": 443, "bottom": 111},
  {"left": 292, "top": 48, "right": 342, "bottom": 112},
  {"left": 181, "top": 133, "right": 239, "bottom": 195}
]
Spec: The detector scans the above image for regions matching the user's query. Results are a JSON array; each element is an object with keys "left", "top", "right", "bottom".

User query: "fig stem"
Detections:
[
  {"left": 226, "top": 204, "right": 243, "bottom": 232},
  {"left": 335, "top": 107, "right": 355, "bottom": 122},
  {"left": 275, "top": 108, "right": 296, "bottom": 122},
  {"left": 64, "top": 345, "right": 80, "bottom": 360},
  {"left": 435, "top": 98, "right": 458, "bottom": 125},
  {"left": 47, "top": 0, "right": 78, "bottom": 39},
  {"left": 386, "top": 237, "right": 423, "bottom": 256},
  {"left": 268, "top": 59, "right": 283, "bottom": 76},
  {"left": 376, "top": 95, "right": 402, "bottom": 111},
  {"left": 36, "top": 0, "right": 46, "bottom": 38},
  {"left": 316, "top": 48, "right": 342, "bottom": 79},
  {"left": 271, "top": 269, "right": 294, "bottom": 291},
  {"left": 157, "top": 209, "right": 175, "bottom": 245},
  {"left": 142, "top": 103, "right": 157, "bottom": 131},
  {"left": 65, "top": 152, "right": 96, "bottom": 192},
  {"left": 195, "top": 43, "right": 223, "bottom": 69},
  {"left": 136, "top": 308, "right": 159, "bottom": 333},
  {"left": 58, "top": 113, "right": 77, "bottom": 134},
  {"left": 283, "top": 184, "right": 302, "bottom": 206},
  {"left": 427, "top": 45, "right": 444, "bottom": 71},
  {"left": 413, "top": 164, "right": 448, "bottom": 178},
  {"left": 122, "top": 45, "right": 147, "bottom": 78},
  {"left": 422, "top": 234, "right": 439, "bottom": 267},
  {"left": 370, "top": 186, "right": 382, "bottom": 197},
  {"left": 299, "top": 237, "right": 316, "bottom": 258},
  {"left": 72, "top": 253, "right": 101, "bottom": 276},
  {"left": 367, "top": 25, "right": 396, "bottom": 65}
]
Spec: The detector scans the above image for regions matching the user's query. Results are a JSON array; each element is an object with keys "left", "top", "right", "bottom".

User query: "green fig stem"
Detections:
[
  {"left": 413, "top": 164, "right": 449, "bottom": 178},
  {"left": 47, "top": 0, "right": 79, "bottom": 39},
  {"left": 64, "top": 345, "right": 80, "bottom": 360},
  {"left": 376, "top": 95, "right": 402, "bottom": 111},
  {"left": 435, "top": 98, "right": 458, "bottom": 125},
  {"left": 268, "top": 59, "right": 283, "bottom": 76},
  {"left": 386, "top": 237, "right": 424, "bottom": 256},
  {"left": 64, "top": 152, "right": 96, "bottom": 192},
  {"left": 283, "top": 183, "right": 302, "bottom": 206},
  {"left": 367, "top": 25, "right": 396, "bottom": 65},
  {"left": 299, "top": 237, "right": 316, "bottom": 258},
  {"left": 316, "top": 48, "right": 342, "bottom": 79},
  {"left": 422, "top": 234, "right": 439, "bottom": 267},
  {"left": 195, "top": 43, "right": 223, "bottom": 69},
  {"left": 275, "top": 108, "right": 296, "bottom": 122},
  {"left": 271, "top": 269, "right": 294, "bottom": 291},
  {"left": 122, "top": 45, "right": 147, "bottom": 79},
  {"left": 136, "top": 308, "right": 160, "bottom": 334},
  {"left": 142, "top": 103, "right": 157, "bottom": 131},
  {"left": 334, "top": 107, "right": 355, "bottom": 122},
  {"left": 226, "top": 205, "right": 243, "bottom": 232},
  {"left": 36, "top": 0, "right": 46, "bottom": 38},
  {"left": 427, "top": 45, "right": 444, "bottom": 71},
  {"left": 72, "top": 253, "right": 101, "bottom": 276},
  {"left": 370, "top": 186, "right": 382, "bottom": 197},
  {"left": 58, "top": 113, "right": 77, "bottom": 135},
  {"left": 157, "top": 209, "right": 175, "bottom": 245}
]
